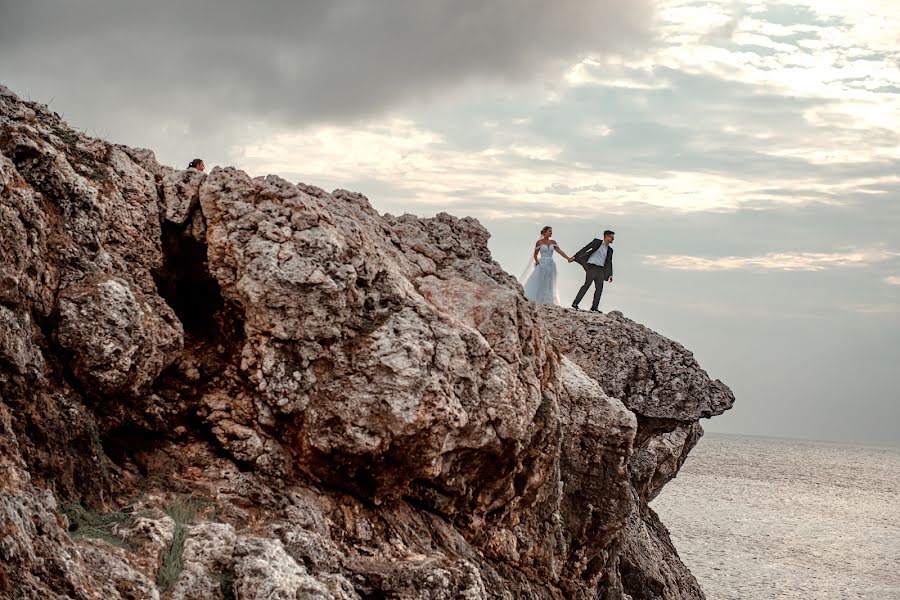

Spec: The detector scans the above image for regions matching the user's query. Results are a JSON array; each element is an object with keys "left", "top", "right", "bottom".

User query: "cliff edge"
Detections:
[{"left": 0, "top": 84, "right": 734, "bottom": 600}]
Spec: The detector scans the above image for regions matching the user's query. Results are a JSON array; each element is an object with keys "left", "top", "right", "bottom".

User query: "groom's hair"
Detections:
[{"left": 603, "top": 230, "right": 615, "bottom": 236}]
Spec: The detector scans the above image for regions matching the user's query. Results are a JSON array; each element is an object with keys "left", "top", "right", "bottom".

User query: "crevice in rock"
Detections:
[
  {"left": 301, "top": 447, "right": 382, "bottom": 503},
  {"left": 633, "top": 414, "right": 683, "bottom": 448},
  {"left": 101, "top": 424, "right": 167, "bottom": 472},
  {"left": 136, "top": 210, "right": 256, "bottom": 489},
  {"left": 356, "top": 585, "right": 388, "bottom": 600},
  {"left": 155, "top": 219, "right": 243, "bottom": 345}
]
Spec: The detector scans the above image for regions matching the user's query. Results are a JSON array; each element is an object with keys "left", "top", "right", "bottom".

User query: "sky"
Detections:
[{"left": 1, "top": 0, "right": 898, "bottom": 446}]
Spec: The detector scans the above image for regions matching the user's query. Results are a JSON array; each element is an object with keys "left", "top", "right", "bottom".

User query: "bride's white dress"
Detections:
[{"left": 522, "top": 243, "right": 560, "bottom": 305}]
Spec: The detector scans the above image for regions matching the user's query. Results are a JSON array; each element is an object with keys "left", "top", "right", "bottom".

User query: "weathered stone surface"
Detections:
[
  {"left": 0, "top": 83, "right": 735, "bottom": 600},
  {"left": 115, "top": 514, "right": 176, "bottom": 580},
  {"left": 56, "top": 275, "right": 183, "bottom": 395},
  {"left": 162, "top": 168, "right": 206, "bottom": 226},
  {"left": 77, "top": 540, "right": 161, "bottom": 600},
  {"left": 169, "top": 522, "right": 237, "bottom": 600},
  {"left": 197, "top": 168, "right": 560, "bottom": 517},
  {"left": 0, "top": 401, "right": 99, "bottom": 600},
  {"left": 0, "top": 306, "right": 44, "bottom": 378},
  {"left": 631, "top": 423, "right": 703, "bottom": 502},
  {"left": 618, "top": 506, "right": 706, "bottom": 600},
  {"left": 232, "top": 536, "right": 357, "bottom": 600},
  {"left": 539, "top": 307, "right": 734, "bottom": 423},
  {"left": 539, "top": 306, "right": 731, "bottom": 598}
]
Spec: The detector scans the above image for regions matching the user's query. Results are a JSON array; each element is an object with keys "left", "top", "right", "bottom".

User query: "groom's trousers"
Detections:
[{"left": 574, "top": 264, "right": 606, "bottom": 309}]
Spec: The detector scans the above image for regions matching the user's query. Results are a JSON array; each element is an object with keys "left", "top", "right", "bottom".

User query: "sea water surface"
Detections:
[{"left": 651, "top": 433, "right": 900, "bottom": 600}]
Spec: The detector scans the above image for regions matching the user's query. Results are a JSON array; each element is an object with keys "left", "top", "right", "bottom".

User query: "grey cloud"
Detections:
[
  {"left": 733, "top": 44, "right": 780, "bottom": 57},
  {"left": 0, "top": 0, "right": 654, "bottom": 141},
  {"left": 534, "top": 67, "right": 837, "bottom": 173},
  {"left": 754, "top": 3, "right": 844, "bottom": 28},
  {"left": 419, "top": 65, "right": 900, "bottom": 202},
  {"left": 402, "top": 65, "right": 846, "bottom": 177}
]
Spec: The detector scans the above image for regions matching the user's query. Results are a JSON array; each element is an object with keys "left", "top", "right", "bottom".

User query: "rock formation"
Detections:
[{"left": 0, "top": 84, "right": 734, "bottom": 600}]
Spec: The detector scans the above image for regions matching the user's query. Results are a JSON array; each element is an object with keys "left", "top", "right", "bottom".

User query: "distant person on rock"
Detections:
[
  {"left": 571, "top": 230, "right": 614, "bottom": 312},
  {"left": 520, "top": 226, "right": 574, "bottom": 305},
  {"left": 188, "top": 158, "right": 205, "bottom": 172}
]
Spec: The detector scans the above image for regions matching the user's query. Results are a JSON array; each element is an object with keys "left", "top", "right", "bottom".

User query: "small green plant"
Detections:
[
  {"left": 63, "top": 503, "right": 134, "bottom": 550},
  {"left": 157, "top": 496, "right": 203, "bottom": 594}
]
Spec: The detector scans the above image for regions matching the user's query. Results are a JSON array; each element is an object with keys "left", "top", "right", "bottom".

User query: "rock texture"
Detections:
[{"left": 0, "top": 83, "right": 734, "bottom": 600}]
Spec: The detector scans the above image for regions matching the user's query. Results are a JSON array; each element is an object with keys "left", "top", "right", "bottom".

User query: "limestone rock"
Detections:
[
  {"left": 0, "top": 306, "right": 44, "bottom": 378},
  {"left": 618, "top": 507, "right": 706, "bottom": 600},
  {"left": 0, "top": 83, "right": 735, "bottom": 600},
  {"left": 169, "top": 522, "right": 237, "bottom": 600},
  {"left": 56, "top": 275, "right": 183, "bottom": 395},
  {"left": 538, "top": 306, "right": 735, "bottom": 424},
  {"left": 197, "top": 168, "right": 560, "bottom": 519},
  {"left": 231, "top": 537, "right": 354, "bottom": 600},
  {"left": 77, "top": 540, "right": 160, "bottom": 600},
  {"left": 162, "top": 168, "right": 206, "bottom": 226},
  {"left": 631, "top": 423, "right": 703, "bottom": 502},
  {"left": 0, "top": 483, "right": 101, "bottom": 600},
  {"left": 115, "top": 514, "right": 176, "bottom": 580}
]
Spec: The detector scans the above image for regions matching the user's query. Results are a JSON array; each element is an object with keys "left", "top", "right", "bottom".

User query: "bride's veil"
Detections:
[{"left": 518, "top": 256, "right": 535, "bottom": 284}]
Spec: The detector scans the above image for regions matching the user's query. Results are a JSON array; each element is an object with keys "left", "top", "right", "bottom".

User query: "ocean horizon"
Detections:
[{"left": 702, "top": 430, "right": 899, "bottom": 451}]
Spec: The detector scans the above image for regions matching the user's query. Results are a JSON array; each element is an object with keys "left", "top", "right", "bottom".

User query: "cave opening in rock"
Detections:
[{"left": 155, "top": 221, "right": 243, "bottom": 345}]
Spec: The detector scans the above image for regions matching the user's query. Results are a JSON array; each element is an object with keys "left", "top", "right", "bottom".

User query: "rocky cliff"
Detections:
[{"left": 0, "top": 84, "right": 734, "bottom": 600}]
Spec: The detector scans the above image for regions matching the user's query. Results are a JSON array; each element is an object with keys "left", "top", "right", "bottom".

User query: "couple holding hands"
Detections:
[{"left": 521, "top": 226, "right": 615, "bottom": 312}]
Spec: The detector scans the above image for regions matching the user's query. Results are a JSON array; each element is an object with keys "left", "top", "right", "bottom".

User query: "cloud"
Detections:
[
  {"left": 884, "top": 275, "right": 900, "bottom": 286},
  {"left": 0, "top": 0, "right": 654, "bottom": 131},
  {"left": 3, "top": 0, "right": 898, "bottom": 220},
  {"left": 238, "top": 113, "right": 796, "bottom": 215},
  {"left": 3, "top": 0, "right": 898, "bottom": 222},
  {"left": 643, "top": 249, "right": 900, "bottom": 272},
  {"left": 853, "top": 303, "right": 900, "bottom": 314},
  {"left": 236, "top": 61, "right": 900, "bottom": 215}
]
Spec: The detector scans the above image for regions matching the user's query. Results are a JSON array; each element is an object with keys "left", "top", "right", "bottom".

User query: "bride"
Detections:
[{"left": 521, "top": 226, "right": 573, "bottom": 305}]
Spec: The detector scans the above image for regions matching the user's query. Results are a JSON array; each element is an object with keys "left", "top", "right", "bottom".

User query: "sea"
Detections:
[{"left": 650, "top": 433, "right": 900, "bottom": 600}]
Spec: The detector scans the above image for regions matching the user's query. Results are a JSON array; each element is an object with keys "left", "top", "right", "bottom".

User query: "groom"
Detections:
[{"left": 571, "top": 230, "right": 614, "bottom": 312}]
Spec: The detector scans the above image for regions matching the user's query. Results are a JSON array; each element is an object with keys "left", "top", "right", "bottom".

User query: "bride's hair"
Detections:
[{"left": 540, "top": 225, "right": 551, "bottom": 235}]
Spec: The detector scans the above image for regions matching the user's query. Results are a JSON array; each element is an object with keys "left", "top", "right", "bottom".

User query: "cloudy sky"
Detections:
[{"left": 2, "top": 0, "right": 898, "bottom": 445}]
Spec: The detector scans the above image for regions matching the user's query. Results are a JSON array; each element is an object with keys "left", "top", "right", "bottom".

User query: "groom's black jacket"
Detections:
[{"left": 573, "top": 239, "right": 613, "bottom": 278}]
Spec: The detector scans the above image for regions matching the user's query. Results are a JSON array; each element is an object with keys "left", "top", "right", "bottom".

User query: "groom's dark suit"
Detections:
[{"left": 572, "top": 238, "right": 613, "bottom": 310}]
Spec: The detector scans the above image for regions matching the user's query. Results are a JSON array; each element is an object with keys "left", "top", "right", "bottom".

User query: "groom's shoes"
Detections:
[
  {"left": 571, "top": 303, "right": 580, "bottom": 310},
  {"left": 589, "top": 307, "right": 602, "bottom": 313}
]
